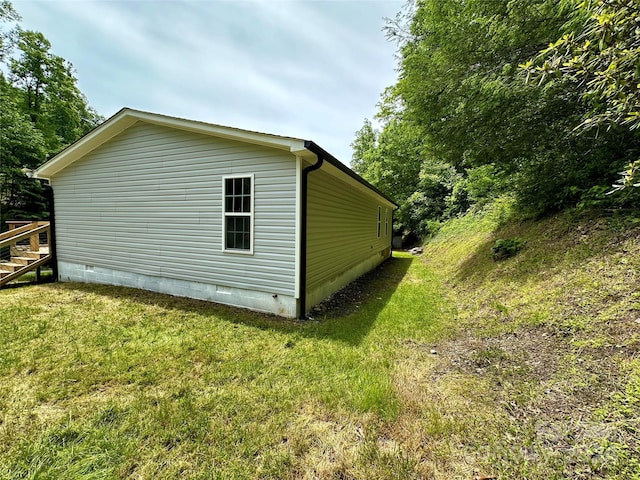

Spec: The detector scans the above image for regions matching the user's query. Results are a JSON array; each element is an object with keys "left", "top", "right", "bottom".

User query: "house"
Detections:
[{"left": 33, "top": 108, "right": 396, "bottom": 318}]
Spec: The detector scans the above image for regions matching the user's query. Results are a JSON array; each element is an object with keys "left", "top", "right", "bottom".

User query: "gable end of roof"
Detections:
[
  {"left": 34, "top": 108, "right": 309, "bottom": 179},
  {"left": 33, "top": 108, "right": 397, "bottom": 207}
]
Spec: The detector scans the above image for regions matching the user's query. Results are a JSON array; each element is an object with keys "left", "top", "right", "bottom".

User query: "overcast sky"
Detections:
[{"left": 12, "top": 0, "right": 403, "bottom": 165}]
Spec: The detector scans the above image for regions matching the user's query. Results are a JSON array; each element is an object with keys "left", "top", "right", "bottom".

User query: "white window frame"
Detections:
[
  {"left": 385, "top": 208, "right": 389, "bottom": 237},
  {"left": 377, "top": 206, "right": 381, "bottom": 238},
  {"left": 222, "top": 174, "right": 254, "bottom": 255}
]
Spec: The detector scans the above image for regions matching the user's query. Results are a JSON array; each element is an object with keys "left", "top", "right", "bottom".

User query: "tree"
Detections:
[
  {"left": 9, "top": 28, "right": 101, "bottom": 154},
  {"left": 10, "top": 29, "right": 50, "bottom": 124},
  {"left": 0, "top": 1, "right": 102, "bottom": 224},
  {"left": 522, "top": 0, "right": 640, "bottom": 194},
  {"left": 0, "top": 0, "right": 18, "bottom": 61},
  {"left": 353, "top": 0, "right": 638, "bottom": 238},
  {"left": 352, "top": 119, "right": 424, "bottom": 201},
  {"left": 392, "top": 0, "right": 579, "bottom": 172},
  {"left": 352, "top": 116, "right": 435, "bottom": 234},
  {"left": 0, "top": 78, "right": 47, "bottom": 222},
  {"left": 351, "top": 119, "right": 378, "bottom": 177},
  {"left": 44, "top": 54, "right": 101, "bottom": 148}
]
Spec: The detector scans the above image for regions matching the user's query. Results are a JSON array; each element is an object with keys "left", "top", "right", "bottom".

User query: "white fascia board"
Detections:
[
  {"left": 34, "top": 108, "right": 309, "bottom": 179},
  {"left": 34, "top": 109, "right": 138, "bottom": 179},
  {"left": 133, "top": 110, "right": 308, "bottom": 154}
]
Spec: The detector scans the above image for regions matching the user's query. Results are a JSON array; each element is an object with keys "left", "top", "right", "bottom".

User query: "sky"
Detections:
[{"left": 12, "top": 0, "right": 404, "bottom": 165}]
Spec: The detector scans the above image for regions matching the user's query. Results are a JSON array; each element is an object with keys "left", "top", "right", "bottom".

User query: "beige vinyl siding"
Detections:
[
  {"left": 306, "top": 166, "right": 393, "bottom": 306},
  {"left": 51, "top": 121, "right": 297, "bottom": 295}
]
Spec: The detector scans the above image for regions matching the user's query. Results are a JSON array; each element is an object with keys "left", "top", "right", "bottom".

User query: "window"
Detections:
[
  {"left": 223, "top": 175, "right": 253, "bottom": 253},
  {"left": 377, "top": 206, "right": 381, "bottom": 238},
  {"left": 385, "top": 208, "right": 389, "bottom": 237}
]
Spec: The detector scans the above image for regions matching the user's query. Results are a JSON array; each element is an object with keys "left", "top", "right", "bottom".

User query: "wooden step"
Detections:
[
  {"left": 0, "top": 263, "right": 14, "bottom": 273},
  {"left": 0, "top": 262, "right": 25, "bottom": 273},
  {"left": 16, "top": 245, "right": 48, "bottom": 255},
  {"left": 11, "top": 256, "right": 37, "bottom": 266},
  {"left": 19, "top": 249, "right": 49, "bottom": 259},
  {"left": 0, "top": 253, "right": 51, "bottom": 287}
]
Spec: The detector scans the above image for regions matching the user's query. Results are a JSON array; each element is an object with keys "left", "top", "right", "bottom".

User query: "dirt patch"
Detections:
[
  {"left": 433, "top": 328, "right": 561, "bottom": 382},
  {"left": 307, "top": 258, "right": 395, "bottom": 319},
  {"left": 308, "top": 280, "right": 369, "bottom": 318},
  {"left": 428, "top": 321, "right": 639, "bottom": 478}
]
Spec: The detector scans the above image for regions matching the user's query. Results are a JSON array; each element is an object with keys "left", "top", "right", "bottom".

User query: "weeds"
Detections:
[
  {"left": 491, "top": 238, "right": 525, "bottom": 261},
  {"left": 423, "top": 203, "right": 640, "bottom": 478}
]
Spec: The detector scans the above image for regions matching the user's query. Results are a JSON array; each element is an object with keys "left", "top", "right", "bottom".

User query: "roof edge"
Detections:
[
  {"left": 34, "top": 108, "right": 308, "bottom": 179},
  {"left": 303, "top": 140, "right": 398, "bottom": 208},
  {"left": 34, "top": 107, "right": 132, "bottom": 179},
  {"left": 32, "top": 108, "right": 394, "bottom": 208}
]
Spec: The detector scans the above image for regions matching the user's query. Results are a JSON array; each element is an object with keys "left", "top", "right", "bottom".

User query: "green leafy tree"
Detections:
[
  {"left": 352, "top": 116, "right": 430, "bottom": 234},
  {"left": 10, "top": 29, "right": 50, "bottom": 124},
  {"left": 353, "top": 0, "right": 638, "bottom": 238},
  {"left": 522, "top": 0, "right": 640, "bottom": 195},
  {"left": 0, "top": 1, "right": 101, "bottom": 224},
  {"left": 0, "top": 78, "right": 47, "bottom": 223},
  {"left": 0, "top": 0, "right": 18, "bottom": 61},
  {"left": 361, "top": 0, "right": 590, "bottom": 228},
  {"left": 351, "top": 118, "right": 377, "bottom": 176},
  {"left": 392, "top": 0, "right": 583, "bottom": 175},
  {"left": 10, "top": 28, "right": 101, "bottom": 153}
]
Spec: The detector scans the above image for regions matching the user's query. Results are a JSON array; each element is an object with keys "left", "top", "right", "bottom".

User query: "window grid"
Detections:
[
  {"left": 385, "top": 208, "right": 389, "bottom": 237},
  {"left": 223, "top": 176, "right": 253, "bottom": 253},
  {"left": 377, "top": 206, "right": 381, "bottom": 238},
  {"left": 224, "top": 177, "right": 251, "bottom": 213}
]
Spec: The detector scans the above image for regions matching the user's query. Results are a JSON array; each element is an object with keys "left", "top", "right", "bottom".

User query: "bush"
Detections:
[{"left": 491, "top": 238, "right": 525, "bottom": 261}]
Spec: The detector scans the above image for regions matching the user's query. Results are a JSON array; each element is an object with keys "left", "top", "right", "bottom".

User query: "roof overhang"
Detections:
[
  {"left": 303, "top": 141, "right": 398, "bottom": 208},
  {"left": 33, "top": 107, "right": 397, "bottom": 208},
  {"left": 34, "top": 108, "right": 313, "bottom": 179}
]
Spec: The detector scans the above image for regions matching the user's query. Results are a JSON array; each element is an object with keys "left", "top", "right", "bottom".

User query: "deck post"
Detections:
[
  {"left": 8, "top": 223, "right": 17, "bottom": 256},
  {"left": 30, "top": 222, "right": 40, "bottom": 252}
]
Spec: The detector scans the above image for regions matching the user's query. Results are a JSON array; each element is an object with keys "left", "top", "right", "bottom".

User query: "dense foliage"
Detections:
[
  {"left": 0, "top": 1, "right": 101, "bottom": 226},
  {"left": 524, "top": 0, "right": 640, "bottom": 195},
  {"left": 353, "top": 0, "right": 640, "bottom": 237}
]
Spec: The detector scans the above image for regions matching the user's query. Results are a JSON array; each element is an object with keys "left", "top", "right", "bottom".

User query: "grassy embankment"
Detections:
[
  {"left": 1, "top": 201, "right": 638, "bottom": 478},
  {"left": 423, "top": 201, "right": 640, "bottom": 478}
]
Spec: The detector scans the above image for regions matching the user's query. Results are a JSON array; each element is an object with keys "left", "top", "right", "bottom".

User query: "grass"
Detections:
[
  {"left": 2, "top": 202, "right": 639, "bottom": 478},
  {"left": 422, "top": 202, "right": 640, "bottom": 479},
  {"left": 0, "top": 254, "right": 460, "bottom": 479}
]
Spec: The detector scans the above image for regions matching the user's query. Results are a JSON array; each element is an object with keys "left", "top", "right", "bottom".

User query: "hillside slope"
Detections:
[{"left": 423, "top": 201, "right": 640, "bottom": 478}]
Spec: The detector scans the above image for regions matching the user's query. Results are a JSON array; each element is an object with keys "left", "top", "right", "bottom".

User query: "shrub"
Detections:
[{"left": 491, "top": 238, "right": 525, "bottom": 261}]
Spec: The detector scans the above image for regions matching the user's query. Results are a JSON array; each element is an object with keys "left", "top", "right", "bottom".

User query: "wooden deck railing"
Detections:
[{"left": 0, "top": 221, "right": 52, "bottom": 287}]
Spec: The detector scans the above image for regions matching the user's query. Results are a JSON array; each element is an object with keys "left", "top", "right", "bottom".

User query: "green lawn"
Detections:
[
  {"left": 3, "top": 206, "right": 639, "bottom": 479},
  {"left": 0, "top": 253, "right": 457, "bottom": 479}
]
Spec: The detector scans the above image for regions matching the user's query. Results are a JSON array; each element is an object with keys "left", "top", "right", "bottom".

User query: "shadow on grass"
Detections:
[
  {"left": 452, "top": 236, "right": 500, "bottom": 287},
  {"left": 301, "top": 255, "right": 413, "bottom": 345},
  {"left": 46, "top": 255, "right": 413, "bottom": 346},
  {"left": 1, "top": 271, "right": 55, "bottom": 289}
]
